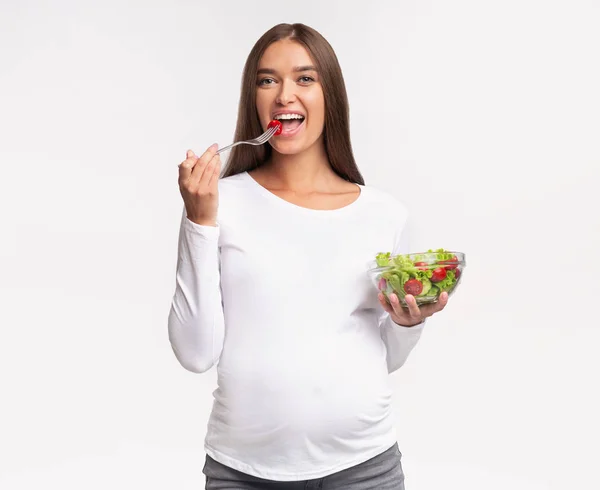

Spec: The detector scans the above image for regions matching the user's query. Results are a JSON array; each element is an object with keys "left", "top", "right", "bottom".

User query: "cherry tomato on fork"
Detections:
[{"left": 268, "top": 120, "right": 283, "bottom": 135}]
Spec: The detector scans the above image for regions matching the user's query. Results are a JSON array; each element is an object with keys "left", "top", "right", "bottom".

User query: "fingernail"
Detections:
[{"left": 211, "top": 143, "right": 218, "bottom": 150}]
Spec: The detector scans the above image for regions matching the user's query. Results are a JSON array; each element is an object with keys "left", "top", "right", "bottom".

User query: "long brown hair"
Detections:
[{"left": 221, "top": 23, "right": 364, "bottom": 185}]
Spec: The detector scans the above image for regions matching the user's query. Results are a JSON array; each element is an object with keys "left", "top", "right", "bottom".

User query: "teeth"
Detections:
[{"left": 274, "top": 114, "right": 304, "bottom": 120}]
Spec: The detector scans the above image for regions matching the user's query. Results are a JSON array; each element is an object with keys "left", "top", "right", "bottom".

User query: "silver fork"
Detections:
[{"left": 216, "top": 125, "right": 278, "bottom": 155}]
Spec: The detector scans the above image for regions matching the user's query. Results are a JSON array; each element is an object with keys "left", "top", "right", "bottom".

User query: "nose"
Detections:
[{"left": 275, "top": 79, "right": 296, "bottom": 105}]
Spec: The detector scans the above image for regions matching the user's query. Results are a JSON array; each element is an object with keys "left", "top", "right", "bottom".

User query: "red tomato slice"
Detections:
[
  {"left": 414, "top": 261, "right": 428, "bottom": 271},
  {"left": 404, "top": 279, "right": 423, "bottom": 295},
  {"left": 439, "top": 255, "right": 458, "bottom": 271}
]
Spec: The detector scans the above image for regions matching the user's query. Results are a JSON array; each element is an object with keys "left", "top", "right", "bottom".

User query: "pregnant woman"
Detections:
[{"left": 168, "top": 22, "right": 449, "bottom": 490}]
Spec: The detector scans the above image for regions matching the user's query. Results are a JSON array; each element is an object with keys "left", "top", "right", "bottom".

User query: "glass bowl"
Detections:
[{"left": 368, "top": 250, "right": 466, "bottom": 307}]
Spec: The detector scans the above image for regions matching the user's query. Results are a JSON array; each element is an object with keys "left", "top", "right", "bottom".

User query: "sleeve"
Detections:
[
  {"left": 167, "top": 207, "right": 225, "bottom": 373},
  {"left": 378, "top": 207, "right": 426, "bottom": 374}
]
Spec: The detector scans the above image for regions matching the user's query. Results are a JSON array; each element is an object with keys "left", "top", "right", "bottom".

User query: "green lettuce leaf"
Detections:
[
  {"left": 427, "top": 248, "right": 455, "bottom": 261},
  {"left": 433, "top": 269, "right": 456, "bottom": 291},
  {"left": 375, "top": 252, "right": 391, "bottom": 267}
]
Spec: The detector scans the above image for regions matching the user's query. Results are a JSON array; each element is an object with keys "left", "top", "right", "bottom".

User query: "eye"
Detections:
[
  {"left": 298, "top": 76, "right": 314, "bottom": 83},
  {"left": 258, "top": 78, "right": 275, "bottom": 86}
]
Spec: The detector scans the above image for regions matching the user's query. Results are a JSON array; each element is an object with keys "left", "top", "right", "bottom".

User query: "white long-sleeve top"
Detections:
[{"left": 168, "top": 171, "right": 425, "bottom": 481}]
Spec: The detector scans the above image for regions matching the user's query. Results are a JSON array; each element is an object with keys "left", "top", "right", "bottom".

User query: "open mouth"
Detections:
[{"left": 272, "top": 114, "right": 305, "bottom": 136}]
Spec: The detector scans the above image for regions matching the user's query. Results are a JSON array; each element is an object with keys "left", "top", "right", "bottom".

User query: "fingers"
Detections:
[
  {"left": 378, "top": 293, "right": 394, "bottom": 314},
  {"left": 207, "top": 155, "right": 221, "bottom": 189},
  {"left": 394, "top": 294, "right": 422, "bottom": 325},
  {"left": 403, "top": 295, "right": 421, "bottom": 317},
  {"left": 419, "top": 291, "right": 449, "bottom": 317},
  {"left": 379, "top": 291, "right": 450, "bottom": 327},
  {"left": 436, "top": 291, "right": 449, "bottom": 310},
  {"left": 191, "top": 143, "right": 219, "bottom": 181},
  {"left": 201, "top": 152, "right": 220, "bottom": 187},
  {"left": 380, "top": 293, "right": 416, "bottom": 323},
  {"left": 178, "top": 149, "right": 198, "bottom": 181}
]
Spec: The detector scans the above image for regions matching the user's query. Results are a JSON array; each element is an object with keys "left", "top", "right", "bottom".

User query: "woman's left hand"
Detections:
[{"left": 378, "top": 292, "right": 449, "bottom": 327}]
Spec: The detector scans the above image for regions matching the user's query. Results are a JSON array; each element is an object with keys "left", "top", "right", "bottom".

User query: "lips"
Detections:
[{"left": 268, "top": 111, "right": 306, "bottom": 139}]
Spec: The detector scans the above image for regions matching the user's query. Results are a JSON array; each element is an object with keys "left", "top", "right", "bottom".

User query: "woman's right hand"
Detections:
[{"left": 178, "top": 144, "right": 221, "bottom": 226}]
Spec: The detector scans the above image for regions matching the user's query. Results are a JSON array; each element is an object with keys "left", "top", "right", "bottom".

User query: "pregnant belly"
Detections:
[{"left": 213, "top": 340, "right": 392, "bottom": 440}]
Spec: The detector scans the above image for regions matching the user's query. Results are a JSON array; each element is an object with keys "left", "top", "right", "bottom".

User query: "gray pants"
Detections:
[{"left": 203, "top": 443, "right": 405, "bottom": 489}]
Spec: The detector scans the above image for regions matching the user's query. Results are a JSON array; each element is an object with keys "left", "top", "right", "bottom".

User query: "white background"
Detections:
[{"left": 1, "top": 0, "right": 599, "bottom": 489}]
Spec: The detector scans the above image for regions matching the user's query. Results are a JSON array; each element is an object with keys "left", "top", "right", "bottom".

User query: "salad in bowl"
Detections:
[{"left": 368, "top": 249, "right": 466, "bottom": 306}]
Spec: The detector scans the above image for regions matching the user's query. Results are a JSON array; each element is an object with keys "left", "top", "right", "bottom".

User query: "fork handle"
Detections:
[{"left": 216, "top": 141, "right": 242, "bottom": 155}]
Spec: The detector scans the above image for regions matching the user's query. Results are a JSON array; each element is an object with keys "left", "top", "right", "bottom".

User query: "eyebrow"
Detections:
[{"left": 256, "top": 65, "right": 318, "bottom": 75}]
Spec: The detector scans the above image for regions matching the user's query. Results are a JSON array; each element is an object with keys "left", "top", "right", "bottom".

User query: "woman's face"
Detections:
[{"left": 255, "top": 39, "right": 325, "bottom": 155}]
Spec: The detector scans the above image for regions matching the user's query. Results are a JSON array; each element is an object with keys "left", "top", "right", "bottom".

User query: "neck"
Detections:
[{"left": 262, "top": 139, "right": 339, "bottom": 192}]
